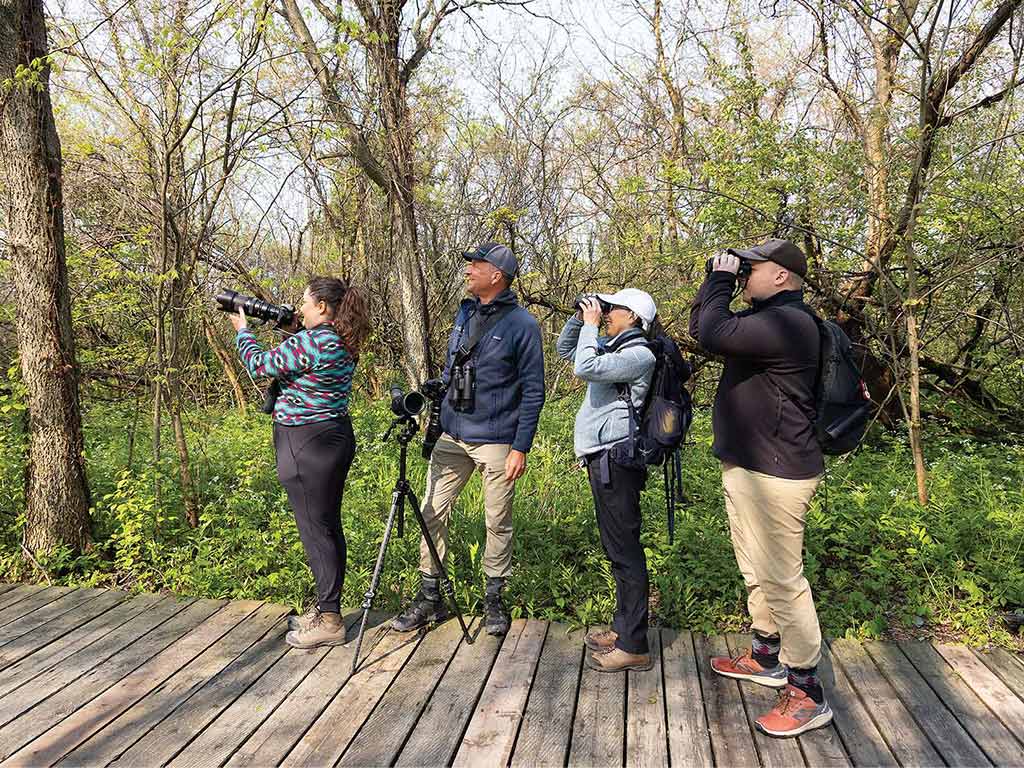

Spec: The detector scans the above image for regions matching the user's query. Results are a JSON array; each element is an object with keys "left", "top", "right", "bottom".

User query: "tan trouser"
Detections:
[
  {"left": 418, "top": 433, "right": 516, "bottom": 578},
  {"left": 721, "top": 462, "right": 823, "bottom": 669}
]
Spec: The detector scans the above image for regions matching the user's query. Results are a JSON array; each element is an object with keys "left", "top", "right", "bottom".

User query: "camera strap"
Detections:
[{"left": 455, "top": 304, "right": 516, "bottom": 363}]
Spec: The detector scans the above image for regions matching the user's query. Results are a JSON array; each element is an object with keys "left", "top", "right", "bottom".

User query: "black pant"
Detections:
[
  {"left": 274, "top": 417, "right": 355, "bottom": 614},
  {"left": 587, "top": 453, "right": 649, "bottom": 655}
]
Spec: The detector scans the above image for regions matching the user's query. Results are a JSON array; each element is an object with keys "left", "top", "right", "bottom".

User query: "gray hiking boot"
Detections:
[
  {"left": 285, "top": 610, "right": 347, "bottom": 649},
  {"left": 484, "top": 577, "right": 510, "bottom": 636},
  {"left": 392, "top": 574, "right": 451, "bottom": 632}
]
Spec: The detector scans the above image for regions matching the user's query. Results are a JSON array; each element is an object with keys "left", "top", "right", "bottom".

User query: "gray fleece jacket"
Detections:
[{"left": 556, "top": 317, "right": 656, "bottom": 458}]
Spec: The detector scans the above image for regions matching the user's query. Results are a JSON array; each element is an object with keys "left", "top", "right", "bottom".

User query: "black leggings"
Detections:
[
  {"left": 587, "top": 454, "right": 649, "bottom": 655},
  {"left": 274, "top": 417, "right": 355, "bottom": 614}
]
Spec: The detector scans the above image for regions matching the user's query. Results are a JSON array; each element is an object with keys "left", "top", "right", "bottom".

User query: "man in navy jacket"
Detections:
[{"left": 393, "top": 242, "right": 545, "bottom": 636}]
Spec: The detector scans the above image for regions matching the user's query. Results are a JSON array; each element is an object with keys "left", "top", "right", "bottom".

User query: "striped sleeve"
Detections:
[{"left": 236, "top": 328, "right": 318, "bottom": 378}]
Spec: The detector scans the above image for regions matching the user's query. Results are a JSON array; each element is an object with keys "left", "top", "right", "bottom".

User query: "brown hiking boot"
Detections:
[
  {"left": 586, "top": 647, "right": 652, "bottom": 673},
  {"left": 288, "top": 605, "right": 320, "bottom": 633},
  {"left": 710, "top": 648, "right": 788, "bottom": 688},
  {"left": 286, "top": 610, "right": 347, "bottom": 649},
  {"left": 584, "top": 629, "right": 618, "bottom": 654}
]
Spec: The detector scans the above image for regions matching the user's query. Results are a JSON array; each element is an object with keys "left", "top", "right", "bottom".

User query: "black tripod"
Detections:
[{"left": 350, "top": 413, "right": 473, "bottom": 673}]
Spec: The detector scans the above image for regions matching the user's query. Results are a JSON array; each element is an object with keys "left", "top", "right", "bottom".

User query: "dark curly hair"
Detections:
[{"left": 306, "top": 276, "right": 371, "bottom": 360}]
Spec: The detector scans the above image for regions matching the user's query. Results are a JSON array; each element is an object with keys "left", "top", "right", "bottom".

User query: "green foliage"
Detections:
[{"left": 1, "top": 394, "right": 1021, "bottom": 647}]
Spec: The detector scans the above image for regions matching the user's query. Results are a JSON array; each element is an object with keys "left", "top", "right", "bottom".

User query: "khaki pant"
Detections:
[
  {"left": 721, "top": 462, "right": 823, "bottom": 669},
  {"left": 418, "top": 433, "right": 516, "bottom": 578}
]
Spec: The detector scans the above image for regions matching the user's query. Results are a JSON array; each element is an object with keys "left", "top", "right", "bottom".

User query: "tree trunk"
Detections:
[
  {"left": 205, "top": 321, "right": 247, "bottom": 415},
  {"left": 376, "top": 11, "right": 431, "bottom": 386},
  {"left": 0, "top": 0, "right": 91, "bottom": 555}
]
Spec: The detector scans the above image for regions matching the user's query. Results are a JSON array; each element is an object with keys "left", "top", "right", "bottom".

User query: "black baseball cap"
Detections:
[
  {"left": 462, "top": 242, "right": 518, "bottom": 277},
  {"left": 728, "top": 238, "right": 808, "bottom": 278}
]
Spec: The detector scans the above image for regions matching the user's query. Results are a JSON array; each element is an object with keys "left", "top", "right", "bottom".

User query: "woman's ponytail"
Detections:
[{"left": 307, "top": 276, "right": 371, "bottom": 360}]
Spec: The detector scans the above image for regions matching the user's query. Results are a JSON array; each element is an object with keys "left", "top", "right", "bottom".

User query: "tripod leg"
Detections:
[
  {"left": 404, "top": 488, "right": 474, "bottom": 644},
  {"left": 352, "top": 488, "right": 402, "bottom": 674}
]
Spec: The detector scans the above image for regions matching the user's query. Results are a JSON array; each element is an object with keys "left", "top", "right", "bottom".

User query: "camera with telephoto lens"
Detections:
[
  {"left": 420, "top": 378, "right": 446, "bottom": 458},
  {"left": 705, "top": 256, "right": 753, "bottom": 279},
  {"left": 390, "top": 386, "right": 426, "bottom": 418},
  {"left": 573, "top": 294, "right": 612, "bottom": 314},
  {"left": 215, "top": 288, "right": 295, "bottom": 328}
]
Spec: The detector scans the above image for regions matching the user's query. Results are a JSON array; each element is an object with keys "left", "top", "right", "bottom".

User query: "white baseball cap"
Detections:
[{"left": 595, "top": 288, "right": 657, "bottom": 330}]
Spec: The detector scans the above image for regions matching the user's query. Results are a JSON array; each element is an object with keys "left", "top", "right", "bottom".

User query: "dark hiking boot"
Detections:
[
  {"left": 484, "top": 577, "right": 510, "bottom": 636},
  {"left": 392, "top": 574, "right": 450, "bottom": 632},
  {"left": 285, "top": 610, "right": 347, "bottom": 649},
  {"left": 288, "top": 604, "right": 320, "bottom": 633}
]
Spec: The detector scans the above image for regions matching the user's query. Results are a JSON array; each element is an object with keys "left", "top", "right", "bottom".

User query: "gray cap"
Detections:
[
  {"left": 727, "top": 238, "right": 807, "bottom": 278},
  {"left": 463, "top": 242, "right": 518, "bottom": 277}
]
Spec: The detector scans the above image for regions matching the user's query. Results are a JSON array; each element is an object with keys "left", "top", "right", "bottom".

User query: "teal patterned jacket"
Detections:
[{"left": 236, "top": 324, "right": 355, "bottom": 425}]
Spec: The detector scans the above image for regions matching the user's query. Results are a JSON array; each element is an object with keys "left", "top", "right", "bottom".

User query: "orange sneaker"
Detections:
[
  {"left": 755, "top": 685, "right": 833, "bottom": 737},
  {"left": 710, "top": 648, "right": 788, "bottom": 688}
]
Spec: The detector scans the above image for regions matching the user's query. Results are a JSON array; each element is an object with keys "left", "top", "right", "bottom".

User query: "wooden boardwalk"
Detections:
[{"left": 0, "top": 584, "right": 1021, "bottom": 767}]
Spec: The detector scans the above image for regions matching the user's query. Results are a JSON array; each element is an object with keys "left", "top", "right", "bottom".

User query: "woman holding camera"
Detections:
[
  {"left": 231, "top": 276, "right": 370, "bottom": 648},
  {"left": 556, "top": 289, "right": 658, "bottom": 673}
]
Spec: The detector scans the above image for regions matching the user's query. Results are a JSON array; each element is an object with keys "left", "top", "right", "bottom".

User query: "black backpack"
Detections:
[
  {"left": 616, "top": 334, "right": 694, "bottom": 465},
  {"left": 613, "top": 334, "right": 694, "bottom": 543},
  {"left": 806, "top": 314, "right": 872, "bottom": 455}
]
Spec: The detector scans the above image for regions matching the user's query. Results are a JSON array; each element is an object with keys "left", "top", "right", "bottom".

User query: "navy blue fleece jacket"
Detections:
[{"left": 440, "top": 290, "right": 545, "bottom": 453}]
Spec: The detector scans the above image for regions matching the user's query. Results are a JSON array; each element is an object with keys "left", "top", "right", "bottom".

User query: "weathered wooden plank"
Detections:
[
  {"left": 692, "top": 633, "right": 758, "bottom": 768},
  {"left": 338, "top": 618, "right": 469, "bottom": 767},
  {"left": 864, "top": 640, "right": 990, "bottom": 766},
  {"left": 0, "top": 593, "right": 153, "bottom": 696},
  {"left": 625, "top": 629, "right": 667, "bottom": 768},
  {"left": 509, "top": 623, "right": 583, "bottom": 768},
  {"left": 0, "top": 588, "right": 104, "bottom": 648},
  {"left": 829, "top": 638, "right": 943, "bottom": 767},
  {"left": 569, "top": 625, "right": 626, "bottom": 768},
  {"left": 0, "top": 590, "right": 127, "bottom": 675},
  {"left": 455, "top": 619, "right": 548, "bottom": 768},
  {"left": 0, "top": 595, "right": 195, "bottom": 735},
  {"left": 0, "top": 598, "right": 240, "bottom": 766},
  {"left": 900, "top": 640, "right": 1022, "bottom": 766},
  {"left": 394, "top": 626, "right": 505, "bottom": 768},
  {"left": 724, "top": 633, "right": 805, "bottom": 768},
  {"left": 934, "top": 643, "right": 1024, "bottom": 746},
  {"left": 814, "top": 641, "right": 893, "bottom": 767},
  {"left": 0, "top": 586, "right": 16, "bottom": 597},
  {"left": 0, "top": 586, "right": 39, "bottom": 614},
  {"left": 169, "top": 640, "right": 334, "bottom": 767},
  {"left": 281, "top": 626, "right": 423, "bottom": 767},
  {"left": 226, "top": 642, "right": 356, "bottom": 766},
  {"left": 57, "top": 603, "right": 287, "bottom": 767},
  {"left": 0, "top": 586, "right": 72, "bottom": 629},
  {"left": 973, "top": 647, "right": 1024, "bottom": 706},
  {"left": 109, "top": 613, "right": 291, "bottom": 767},
  {"left": 661, "top": 629, "right": 713, "bottom": 768}
]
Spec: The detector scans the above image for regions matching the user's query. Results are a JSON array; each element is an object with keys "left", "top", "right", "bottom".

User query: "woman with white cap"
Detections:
[{"left": 556, "top": 288, "right": 658, "bottom": 672}]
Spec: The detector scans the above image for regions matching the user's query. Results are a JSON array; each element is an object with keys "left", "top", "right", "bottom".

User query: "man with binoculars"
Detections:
[{"left": 392, "top": 242, "right": 545, "bottom": 637}]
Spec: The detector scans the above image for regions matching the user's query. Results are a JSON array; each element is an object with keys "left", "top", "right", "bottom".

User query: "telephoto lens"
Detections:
[
  {"left": 390, "top": 386, "right": 426, "bottom": 417},
  {"left": 215, "top": 288, "right": 295, "bottom": 328}
]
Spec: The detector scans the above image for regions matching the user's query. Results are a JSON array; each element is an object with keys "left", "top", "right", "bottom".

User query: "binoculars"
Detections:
[
  {"left": 705, "top": 257, "right": 753, "bottom": 279},
  {"left": 573, "top": 294, "right": 613, "bottom": 314}
]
